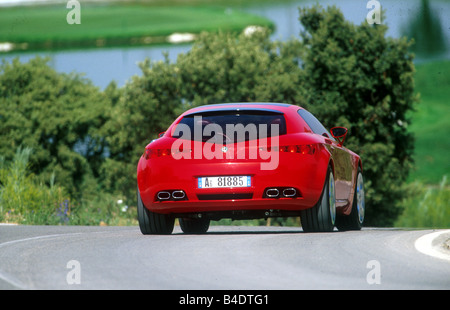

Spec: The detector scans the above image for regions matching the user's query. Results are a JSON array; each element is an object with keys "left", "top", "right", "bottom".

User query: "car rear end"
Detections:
[{"left": 137, "top": 104, "right": 330, "bottom": 219}]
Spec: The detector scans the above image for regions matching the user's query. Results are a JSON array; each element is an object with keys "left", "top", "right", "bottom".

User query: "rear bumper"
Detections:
[
  {"left": 146, "top": 197, "right": 309, "bottom": 215},
  {"left": 137, "top": 150, "right": 329, "bottom": 216}
]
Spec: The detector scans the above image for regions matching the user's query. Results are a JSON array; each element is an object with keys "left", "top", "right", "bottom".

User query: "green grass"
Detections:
[
  {"left": 408, "top": 60, "right": 450, "bottom": 184},
  {"left": 395, "top": 176, "right": 450, "bottom": 228},
  {"left": 395, "top": 60, "right": 450, "bottom": 228},
  {"left": 0, "top": 3, "right": 273, "bottom": 50}
]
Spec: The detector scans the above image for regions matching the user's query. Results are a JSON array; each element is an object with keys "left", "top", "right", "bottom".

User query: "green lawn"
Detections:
[
  {"left": 0, "top": 4, "right": 273, "bottom": 50},
  {"left": 408, "top": 60, "right": 450, "bottom": 184}
]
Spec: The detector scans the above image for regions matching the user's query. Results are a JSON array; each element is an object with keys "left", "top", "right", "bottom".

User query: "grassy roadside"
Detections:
[
  {"left": 0, "top": 3, "right": 274, "bottom": 50},
  {"left": 395, "top": 60, "right": 450, "bottom": 228}
]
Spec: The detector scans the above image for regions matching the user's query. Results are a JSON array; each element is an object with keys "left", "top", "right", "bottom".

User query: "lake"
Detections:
[{"left": 1, "top": 0, "right": 449, "bottom": 89}]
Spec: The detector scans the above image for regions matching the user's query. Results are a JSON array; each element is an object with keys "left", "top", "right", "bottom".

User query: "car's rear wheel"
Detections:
[
  {"left": 137, "top": 188, "right": 174, "bottom": 235},
  {"left": 336, "top": 168, "right": 365, "bottom": 231},
  {"left": 179, "top": 218, "right": 210, "bottom": 234},
  {"left": 300, "top": 167, "right": 336, "bottom": 232}
]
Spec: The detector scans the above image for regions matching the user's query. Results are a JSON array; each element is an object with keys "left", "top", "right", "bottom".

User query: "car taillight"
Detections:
[
  {"left": 259, "top": 144, "right": 317, "bottom": 155},
  {"left": 144, "top": 145, "right": 192, "bottom": 159},
  {"left": 279, "top": 144, "right": 317, "bottom": 155},
  {"left": 143, "top": 148, "right": 172, "bottom": 159}
]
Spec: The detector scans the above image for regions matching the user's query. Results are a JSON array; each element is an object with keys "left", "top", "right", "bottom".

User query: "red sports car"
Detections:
[{"left": 137, "top": 103, "right": 365, "bottom": 234}]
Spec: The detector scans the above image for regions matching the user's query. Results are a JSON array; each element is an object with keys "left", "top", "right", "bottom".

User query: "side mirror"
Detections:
[
  {"left": 330, "top": 127, "right": 348, "bottom": 146},
  {"left": 158, "top": 131, "right": 165, "bottom": 138}
]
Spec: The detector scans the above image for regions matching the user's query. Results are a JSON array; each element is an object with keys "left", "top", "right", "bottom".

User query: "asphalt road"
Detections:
[{"left": 0, "top": 225, "right": 449, "bottom": 290}]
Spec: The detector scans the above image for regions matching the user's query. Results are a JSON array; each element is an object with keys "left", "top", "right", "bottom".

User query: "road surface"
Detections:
[{"left": 0, "top": 225, "right": 449, "bottom": 290}]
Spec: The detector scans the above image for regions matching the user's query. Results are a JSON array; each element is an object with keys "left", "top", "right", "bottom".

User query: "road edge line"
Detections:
[{"left": 414, "top": 229, "right": 450, "bottom": 262}]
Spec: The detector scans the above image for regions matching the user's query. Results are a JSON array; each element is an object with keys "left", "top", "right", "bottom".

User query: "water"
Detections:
[{"left": 1, "top": 0, "right": 449, "bottom": 89}]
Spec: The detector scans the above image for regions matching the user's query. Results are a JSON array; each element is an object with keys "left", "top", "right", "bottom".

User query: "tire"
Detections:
[
  {"left": 300, "top": 167, "right": 336, "bottom": 232},
  {"left": 137, "top": 188, "right": 174, "bottom": 235},
  {"left": 336, "top": 168, "right": 365, "bottom": 231},
  {"left": 179, "top": 218, "right": 210, "bottom": 234}
]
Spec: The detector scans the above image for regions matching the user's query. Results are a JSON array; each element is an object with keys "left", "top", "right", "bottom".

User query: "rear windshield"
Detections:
[{"left": 172, "top": 110, "right": 287, "bottom": 143}]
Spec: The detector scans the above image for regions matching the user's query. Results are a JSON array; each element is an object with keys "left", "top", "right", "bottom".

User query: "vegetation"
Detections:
[
  {"left": 1, "top": 4, "right": 446, "bottom": 227},
  {"left": 395, "top": 177, "right": 449, "bottom": 228},
  {"left": 0, "top": 147, "right": 137, "bottom": 225},
  {"left": 0, "top": 147, "right": 69, "bottom": 224},
  {"left": 0, "top": 57, "right": 109, "bottom": 198},
  {"left": 394, "top": 60, "right": 450, "bottom": 229},
  {"left": 407, "top": 60, "right": 450, "bottom": 184}
]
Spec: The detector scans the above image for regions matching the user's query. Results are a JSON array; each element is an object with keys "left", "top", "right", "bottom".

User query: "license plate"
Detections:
[{"left": 198, "top": 176, "right": 251, "bottom": 189}]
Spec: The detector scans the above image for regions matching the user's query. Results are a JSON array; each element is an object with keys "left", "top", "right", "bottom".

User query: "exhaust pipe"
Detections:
[
  {"left": 157, "top": 191, "right": 171, "bottom": 200},
  {"left": 172, "top": 190, "right": 186, "bottom": 200},
  {"left": 265, "top": 188, "right": 280, "bottom": 198},
  {"left": 283, "top": 188, "right": 296, "bottom": 197}
]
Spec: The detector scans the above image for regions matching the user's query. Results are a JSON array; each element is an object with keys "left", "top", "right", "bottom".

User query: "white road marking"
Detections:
[{"left": 414, "top": 230, "right": 450, "bottom": 262}]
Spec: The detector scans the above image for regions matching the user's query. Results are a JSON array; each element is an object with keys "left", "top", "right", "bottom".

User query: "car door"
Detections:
[{"left": 327, "top": 138, "right": 353, "bottom": 206}]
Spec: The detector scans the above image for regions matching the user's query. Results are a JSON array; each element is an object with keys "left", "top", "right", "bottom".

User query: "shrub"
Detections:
[
  {"left": 0, "top": 147, "right": 71, "bottom": 224},
  {"left": 0, "top": 57, "right": 110, "bottom": 197},
  {"left": 395, "top": 176, "right": 450, "bottom": 228},
  {"left": 0, "top": 146, "right": 137, "bottom": 225}
]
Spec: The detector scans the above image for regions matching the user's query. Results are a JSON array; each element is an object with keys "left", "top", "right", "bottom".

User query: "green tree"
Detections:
[
  {"left": 0, "top": 57, "right": 110, "bottom": 197},
  {"left": 297, "top": 5, "right": 417, "bottom": 226},
  {"left": 177, "top": 30, "right": 304, "bottom": 107}
]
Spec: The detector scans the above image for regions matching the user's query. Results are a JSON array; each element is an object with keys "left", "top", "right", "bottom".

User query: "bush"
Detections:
[
  {"left": 0, "top": 147, "right": 71, "bottom": 224},
  {"left": 395, "top": 176, "right": 450, "bottom": 228},
  {"left": 0, "top": 57, "right": 110, "bottom": 197},
  {"left": 0, "top": 146, "right": 137, "bottom": 225}
]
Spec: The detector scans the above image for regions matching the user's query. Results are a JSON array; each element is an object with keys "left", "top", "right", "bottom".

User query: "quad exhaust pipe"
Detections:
[
  {"left": 157, "top": 190, "right": 186, "bottom": 201},
  {"left": 265, "top": 187, "right": 298, "bottom": 198}
]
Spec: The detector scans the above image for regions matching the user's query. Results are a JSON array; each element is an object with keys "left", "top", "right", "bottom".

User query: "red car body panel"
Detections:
[{"left": 137, "top": 103, "right": 361, "bottom": 218}]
